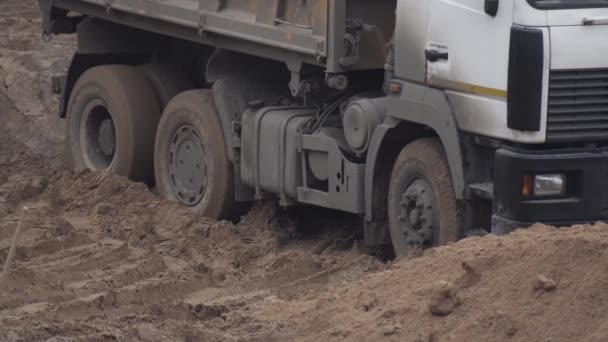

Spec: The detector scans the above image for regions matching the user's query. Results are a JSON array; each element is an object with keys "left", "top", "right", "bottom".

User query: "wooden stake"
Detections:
[{"left": 0, "top": 207, "right": 28, "bottom": 291}]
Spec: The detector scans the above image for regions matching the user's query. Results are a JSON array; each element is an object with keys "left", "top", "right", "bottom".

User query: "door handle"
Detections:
[
  {"left": 583, "top": 16, "right": 608, "bottom": 25},
  {"left": 425, "top": 49, "right": 449, "bottom": 62}
]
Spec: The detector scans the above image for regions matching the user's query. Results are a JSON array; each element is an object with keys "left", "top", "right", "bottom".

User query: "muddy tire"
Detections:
[
  {"left": 154, "top": 90, "right": 234, "bottom": 219},
  {"left": 388, "top": 138, "right": 464, "bottom": 256},
  {"left": 137, "top": 64, "right": 194, "bottom": 110},
  {"left": 66, "top": 65, "right": 160, "bottom": 183}
]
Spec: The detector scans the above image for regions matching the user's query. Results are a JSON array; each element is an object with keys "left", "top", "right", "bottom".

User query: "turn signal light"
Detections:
[{"left": 522, "top": 175, "right": 532, "bottom": 198}]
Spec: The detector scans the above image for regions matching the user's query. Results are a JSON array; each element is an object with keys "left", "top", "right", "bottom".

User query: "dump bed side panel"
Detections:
[
  {"left": 43, "top": 0, "right": 395, "bottom": 72},
  {"left": 77, "top": 0, "right": 327, "bottom": 57}
]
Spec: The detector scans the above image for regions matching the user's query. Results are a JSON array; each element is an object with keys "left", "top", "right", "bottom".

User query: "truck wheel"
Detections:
[
  {"left": 137, "top": 64, "right": 194, "bottom": 110},
  {"left": 154, "top": 90, "right": 234, "bottom": 219},
  {"left": 388, "top": 138, "right": 464, "bottom": 256},
  {"left": 66, "top": 65, "right": 160, "bottom": 183}
]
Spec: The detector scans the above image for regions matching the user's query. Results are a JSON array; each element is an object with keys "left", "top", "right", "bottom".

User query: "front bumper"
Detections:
[{"left": 492, "top": 146, "right": 608, "bottom": 234}]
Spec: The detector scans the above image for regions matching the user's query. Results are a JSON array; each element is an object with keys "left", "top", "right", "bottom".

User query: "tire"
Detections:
[
  {"left": 388, "top": 138, "right": 464, "bottom": 256},
  {"left": 66, "top": 65, "right": 160, "bottom": 183},
  {"left": 154, "top": 90, "right": 234, "bottom": 219},
  {"left": 137, "top": 63, "right": 194, "bottom": 110}
]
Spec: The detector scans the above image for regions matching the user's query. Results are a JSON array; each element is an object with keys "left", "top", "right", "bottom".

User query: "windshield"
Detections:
[{"left": 529, "top": 0, "right": 608, "bottom": 9}]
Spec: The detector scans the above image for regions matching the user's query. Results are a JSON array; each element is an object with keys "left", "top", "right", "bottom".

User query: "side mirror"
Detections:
[{"left": 485, "top": 0, "right": 499, "bottom": 16}]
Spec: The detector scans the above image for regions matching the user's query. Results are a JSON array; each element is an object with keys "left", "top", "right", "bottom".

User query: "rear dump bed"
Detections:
[{"left": 40, "top": 0, "right": 395, "bottom": 72}]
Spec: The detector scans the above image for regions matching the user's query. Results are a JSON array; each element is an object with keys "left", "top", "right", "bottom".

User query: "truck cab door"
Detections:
[{"left": 426, "top": 0, "right": 516, "bottom": 138}]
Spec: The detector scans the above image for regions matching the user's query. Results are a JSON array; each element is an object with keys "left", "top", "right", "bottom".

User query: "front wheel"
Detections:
[
  {"left": 387, "top": 138, "right": 464, "bottom": 256},
  {"left": 154, "top": 90, "right": 235, "bottom": 220}
]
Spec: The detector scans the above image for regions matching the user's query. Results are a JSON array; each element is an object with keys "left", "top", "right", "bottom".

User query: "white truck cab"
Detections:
[{"left": 399, "top": 0, "right": 608, "bottom": 143}]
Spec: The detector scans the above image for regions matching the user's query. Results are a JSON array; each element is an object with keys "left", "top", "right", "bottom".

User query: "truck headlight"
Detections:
[{"left": 533, "top": 174, "right": 566, "bottom": 197}]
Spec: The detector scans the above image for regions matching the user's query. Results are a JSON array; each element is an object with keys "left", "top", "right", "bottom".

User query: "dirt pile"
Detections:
[
  {"left": 253, "top": 223, "right": 608, "bottom": 341},
  {"left": 0, "top": 126, "right": 381, "bottom": 341}
]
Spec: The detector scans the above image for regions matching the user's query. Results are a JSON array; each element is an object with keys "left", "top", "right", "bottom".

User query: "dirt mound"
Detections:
[
  {"left": 250, "top": 223, "right": 608, "bottom": 341},
  {"left": 0, "top": 127, "right": 380, "bottom": 341}
]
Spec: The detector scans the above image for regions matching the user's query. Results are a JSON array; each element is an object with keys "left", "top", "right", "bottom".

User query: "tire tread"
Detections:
[{"left": 389, "top": 138, "right": 464, "bottom": 255}]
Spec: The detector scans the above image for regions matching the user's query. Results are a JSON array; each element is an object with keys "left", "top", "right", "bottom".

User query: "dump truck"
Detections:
[{"left": 36, "top": 0, "right": 608, "bottom": 255}]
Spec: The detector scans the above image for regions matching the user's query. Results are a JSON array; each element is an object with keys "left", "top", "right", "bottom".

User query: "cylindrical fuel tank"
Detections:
[{"left": 240, "top": 106, "right": 315, "bottom": 201}]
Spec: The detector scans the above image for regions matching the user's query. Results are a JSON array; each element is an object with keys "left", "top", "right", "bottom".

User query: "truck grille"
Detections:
[{"left": 547, "top": 69, "right": 608, "bottom": 142}]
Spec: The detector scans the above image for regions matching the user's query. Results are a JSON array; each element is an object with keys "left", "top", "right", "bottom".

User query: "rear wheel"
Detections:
[
  {"left": 388, "top": 138, "right": 464, "bottom": 256},
  {"left": 137, "top": 63, "right": 194, "bottom": 110},
  {"left": 154, "top": 90, "right": 234, "bottom": 219},
  {"left": 66, "top": 65, "right": 160, "bottom": 183}
]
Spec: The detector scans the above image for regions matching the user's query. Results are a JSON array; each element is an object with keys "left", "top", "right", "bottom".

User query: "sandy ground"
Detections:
[
  {"left": 2, "top": 1, "right": 608, "bottom": 341},
  {"left": 0, "top": 0, "right": 73, "bottom": 165}
]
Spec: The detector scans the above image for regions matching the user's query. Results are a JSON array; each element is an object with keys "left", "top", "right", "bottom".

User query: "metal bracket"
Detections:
[
  {"left": 198, "top": 13, "right": 207, "bottom": 36},
  {"left": 230, "top": 121, "right": 242, "bottom": 148},
  {"left": 285, "top": 58, "right": 306, "bottom": 97},
  {"left": 314, "top": 39, "right": 325, "bottom": 62},
  {"left": 289, "top": 71, "right": 302, "bottom": 97},
  {"left": 216, "top": 0, "right": 227, "bottom": 12},
  {"left": 104, "top": 0, "right": 115, "bottom": 15},
  {"left": 297, "top": 134, "right": 365, "bottom": 214},
  {"left": 339, "top": 32, "right": 359, "bottom": 67},
  {"left": 51, "top": 74, "right": 66, "bottom": 94},
  {"left": 339, "top": 19, "right": 373, "bottom": 68},
  {"left": 39, "top": 0, "right": 56, "bottom": 36}
]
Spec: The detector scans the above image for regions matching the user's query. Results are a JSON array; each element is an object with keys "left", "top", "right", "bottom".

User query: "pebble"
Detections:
[
  {"left": 533, "top": 274, "right": 557, "bottom": 292},
  {"left": 355, "top": 290, "right": 379, "bottom": 312},
  {"left": 428, "top": 280, "right": 461, "bottom": 316}
]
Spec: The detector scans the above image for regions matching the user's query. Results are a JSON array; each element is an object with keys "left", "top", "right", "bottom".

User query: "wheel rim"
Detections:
[
  {"left": 80, "top": 99, "right": 116, "bottom": 171},
  {"left": 398, "top": 178, "right": 438, "bottom": 250},
  {"left": 168, "top": 124, "right": 208, "bottom": 206}
]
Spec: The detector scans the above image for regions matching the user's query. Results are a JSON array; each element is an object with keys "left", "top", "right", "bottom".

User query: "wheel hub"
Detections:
[
  {"left": 168, "top": 125, "right": 208, "bottom": 206},
  {"left": 98, "top": 118, "right": 116, "bottom": 157},
  {"left": 80, "top": 101, "right": 116, "bottom": 171},
  {"left": 398, "top": 179, "right": 437, "bottom": 250}
]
